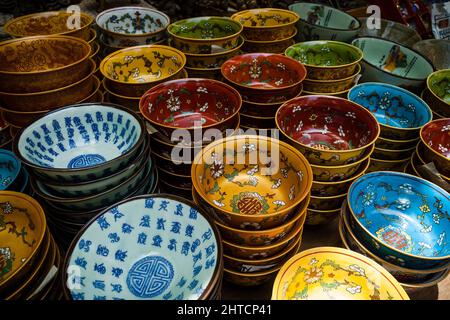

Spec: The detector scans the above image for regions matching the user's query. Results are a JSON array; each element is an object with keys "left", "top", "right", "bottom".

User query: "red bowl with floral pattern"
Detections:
[
  {"left": 420, "top": 118, "right": 450, "bottom": 176},
  {"left": 139, "top": 78, "right": 242, "bottom": 140},
  {"left": 276, "top": 95, "right": 379, "bottom": 166},
  {"left": 221, "top": 53, "right": 306, "bottom": 103}
]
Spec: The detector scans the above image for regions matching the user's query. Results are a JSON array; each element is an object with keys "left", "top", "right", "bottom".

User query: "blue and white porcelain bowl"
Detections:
[
  {"left": 347, "top": 171, "right": 450, "bottom": 270},
  {"left": 348, "top": 83, "right": 433, "bottom": 140},
  {"left": 63, "top": 195, "right": 222, "bottom": 300},
  {"left": 14, "top": 103, "right": 145, "bottom": 183},
  {"left": 0, "top": 149, "right": 21, "bottom": 190}
]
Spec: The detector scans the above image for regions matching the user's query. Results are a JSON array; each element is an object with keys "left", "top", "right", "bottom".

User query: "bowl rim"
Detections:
[
  {"left": 191, "top": 135, "right": 313, "bottom": 219},
  {"left": 158, "top": 165, "right": 191, "bottom": 179},
  {"left": 183, "top": 35, "right": 245, "bottom": 58},
  {"left": 426, "top": 69, "right": 450, "bottom": 108},
  {"left": 89, "top": 42, "right": 100, "bottom": 59},
  {"left": 414, "top": 143, "right": 426, "bottom": 165},
  {"left": 370, "top": 156, "right": 411, "bottom": 163},
  {"left": 310, "top": 192, "right": 347, "bottom": 201},
  {"left": 0, "top": 149, "right": 21, "bottom": 190},
  {"left": 240, "top": 112, "right": 275, "bottom": 120},
  {"left": 101, "top": 79, "right": 140, "bottom": 100},
  {"left": 377, "top": 135, "right": 420, "bottom": 144},
  {"left": 310, "top": 144, "right": 374, "bottom": 170},
  {"left": 0, "top": 35, "right": 92, "bottom": 75},
  {"left": 61, "top": 193, "right": 223, "bottom": 301},
  {"left": 303, "top": 63, "right": 362, "bottom": 84},
  {"left": 347, "top": 171, "right": 450, "bottom": 261},
  {"left": 159, "top": 178, "right": 192, "bottom": 191},
  {"left": 419, "top": 118, "right": 450, "bottom": 163},
  {"left": 96, "top": 6, "right": 170, "bottom": 38},
  {"left": 13, "top": 102, "right": 146, "bottom": 173},
  {"left": 242, "top": 28, "right": 298, "bottom": 44},
  {"left": 242, "top": 84, "right": 303, "bottom": 107},
  {"left": 184, "top": 65, "right": 222, "bottom": 72},
  {"left": 98, "top": 32, "right": 166, "bottom": 50},
  {"left": 374, "top": 144, "right": 417, "bottom": 154},
  {"left": 302, "top": 86, "right": 355, "bottom": 96},
  {"left": 306, "top": 207, "right": 341, "bottom": 214},
  {"left": 87, "top": 28, "right": 97, "bottom": 44},
  {"left": 312, "top": 158, "right": 370, "bottom": 187},
  {"left": 276, "top": 95, "right": 381, "bottom": 154},
  {"left": 231, "top": 8, "right": 299, "bottom": 30}
]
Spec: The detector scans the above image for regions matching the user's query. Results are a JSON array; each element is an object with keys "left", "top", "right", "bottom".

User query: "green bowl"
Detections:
[{"left": 426, "top": 69, "right": 450, "bottom": 117}]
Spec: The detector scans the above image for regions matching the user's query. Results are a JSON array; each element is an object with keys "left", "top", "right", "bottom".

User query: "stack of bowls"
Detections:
[
  {"left": 101, "top": 45, "right": 187, "bottom": 112},
  {"left": 231, "top": 8, "right": 299, "bottom": 54},
  {"left": 340, "top": 171, "right": 450, "bottom": 294},
  {"left": 0, "top": 191, "right": 62, "bottom": 300},
  {"left": 191, "top": 135, "right": 313, "bottom": 286},
  {"left": 285, "top": 41, "right": 362, "bottom": 97},
  {"left": 13, "top": 103, "right": 157, "bottom": 250},
  {"left": 167, "top": 16, "right": 243, "bottom": 80},
  {"left": 139, "top": 78, "right": 242, "bottom": 198},
  {"left": 62, "top": 194, "right": 224, "bottom": 300},
  {"left": 422, "top": 69, "right": 450, "bottom": 119},
  {"left": 0, "top": 35, "right": 101, "bottom": 134},
  {"left": 221, "top": 53, "right": 306, "bottom": 131},
  {"left": 348, "top": 83, "right": 433, "bottom": 173},
  {"left": 0, "top": 149, "right": 30, "bottom": 194},
  {"left": 288, "top": 2, "right": 361, "bottom": 43},
  {"left": 276, "top": 96, "right": 379, "bottom": 226}
]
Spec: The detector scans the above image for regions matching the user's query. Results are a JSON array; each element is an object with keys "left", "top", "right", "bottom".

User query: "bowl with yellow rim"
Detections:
[
  {"left": 415, "top": 141, "right": 450, "bottom": 182},
  {"left": 241, "top": 29, "right": 297, "bottom": 54},
  {"left": 301, "top": 84, "right": 356, "bottom": 99},
  {"left": 376, "top": 135, "right": 420, "bottom": 150},
  {"left": 426, "top": 69, "right": 450, "bottom": 118},
  {"left": 87, "top": 28, "right": 97, "bottom": 49},
  {"left": 419, "top": 118, "right": 450, "bottom": 176},
  {"left": 305, "top": 207, "right": 341, "bottom": 226},
  {"left": 302, "top": 64, "right": 361, "bottom": 93},
  {"left": 309, "top": 192, "right": 346, "bottom": 211},
  {"left": 184, "top": 66, "right": 223, "bottom": 81},
  {"left": 372, "top": 145, "right": 416, "bottom": 161},
  {"left": 367, "top": 156, "right": 409, "bottom": 173}
]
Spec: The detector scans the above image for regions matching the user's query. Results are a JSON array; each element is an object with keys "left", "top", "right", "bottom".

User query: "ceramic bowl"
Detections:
[
  {"left": 241, "top": 33, "right": 296, "bottom": 54},
  {"left": 239, "top": 113, "right": 276, "bottom": 129},
  {"left": 301, "top": 85, "right": 356, "bottom": 99},
  {"left": 224, "top": 265, "right": 281, "bottom": 286},
  {"left": 420, "top": 118, "right": 450, "bottom": 176},
  {"left": 305, "top": 207, "right": 341, "bottom": 226},
  {"left": 351, "top": 37, "right": 434, "bottom": 93},
  {"left": 276, "top": 95, "right": 379, "bottom": 166},
  {"left": 368, "top": 156, "right": 409, "bottom": 173},
  {"left": 184, "top": 66, "right": 222, "bottom": 81},
  {"left": 421, "top": 88, "right": 448, "bottom": 119},
  {"left": 159, "top": 180, "right": 193, "bottom": 200},
  {"left": 375, "top": 136, "right": 420, "bottom": 150},
  {"left": 0, "top": 35, "right": 92, "bottom": 93},
  {"left": 415, "top": 142, "right": 450, "bottom": 183},
  {"left": 152, "top": 151, "right": 191, "bottom": 176},
  {"left": 413, "top": 40, "right": 450, "bottom": 71},
  {"left": 302, "top": 64, "right": 361, "bottom": 93},
  {"left": 167, "top": 17, "right": 242, "bottom": 54},
  {"left": 88, "top": 28, "right": 97, "bottom": 47},
  {"left": 231, "top": 8, "right": 298, "bottom": 41},
  {"left": 289, "top": 2, "right": 361, "bottom": 43},
  {"left": 221, "top": 53, "right": 307, "bottom": 103},
  {"left": 426, "top": 69, "right": 450, "bottom": 118},
  {"left": 191, "top": 135, "right": 313, "bottom": 230},
  {"left": 372, "top": 146, "right": 416, "bottom": 161},
  {"left": 348, "top": 83, "right": 433, "bottom": 140},
  {"left": 309, "top": 193, "right": 346, "bottom": 211},
  {"left": 0, "top": 149, "right": 21, "bottom": 190},
  {"left": 14, "top": 103, "right": 145, "bottom": 183},
  {"left": 158, "top": 167, "right": 192, "bottom": 190},
  {"left": 3, "top": 11, "right": 93, "bottom": 41},
  {"left": 96, "top": 7, "right": 170, "bottom": 47},
  {"left": 102, "top": 81, "right": 140, "bottom": 112},
  {"left": 272, "top": 247, "right": 409, "bottom": 300},
  {"left": 285, "top": 41, "right": 363, "bottom": 80},
  {"left": 347, "top": 171, "right": 450, "bottom": 270},
  {"left": 63, "top": 195, "right": 222, "bottom": 300},
  {"left": 100, "top": 45, "right": 186, "bottom": 97}
]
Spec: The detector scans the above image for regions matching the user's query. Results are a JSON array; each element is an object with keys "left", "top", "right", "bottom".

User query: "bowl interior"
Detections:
[
  {"left": 0, "top": 150, "right": 21, "bottom": 190},
  {"left": 348, "top": 172, "right": 450, "bottom": 258},
  {"left": 277, "top": 96, "right": 378, "bottom": 151},
  {"left": 420, "top": 118, "right": 450, "bottom": 159},
  {"left": 18, "top": 104, "right": 142, "bottom": 169},
  {"left": 427, "top": 70, "right": 450, "bottom": 104},
  {"left": 232, "top": 8, "right": 297, "bottom": 28},
  {"left": 168, "top": 17, "right": 241, "bottom": 40},
  {"left": 66, "top": 196, "right": 219, "bottom": 300},
  {"left": 348, "top": 83, "right": 432, "bottom": 129},
  {"left": 352, "top": 37, "right": 434, "bottom": 80},
  {"left": 222, "top": 53, "right": 306, "bottom": 90}
]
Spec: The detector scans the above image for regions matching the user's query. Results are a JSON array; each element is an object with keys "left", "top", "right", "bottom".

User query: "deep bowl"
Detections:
[
  {"left": 415, "top": 142, "right": 450, "bottom": 182},
  {"left": 276, "top": 95, "right": 380, "bottom": 165},
  {"left": 420, "top": 118, "right": 450, "bottom": 176},
  {"left": 302, "top": 63, "right": 361, "bottom": 93},
  {"left": 14, "top": 103, "right": 145, "bottom": 183},
  {"left": 413, "top": 40, "right": 450, "bottom": 71},
  {"left": 289, "top": 2, "right": 361, "bottom": 42},
  {"left": 63, "top": 195, "right": 222, "bottom": 300},
  {"left": 372, "top": 145, "right": 416, "bottom": 161},
  {"left": 347, "top": 171, "right": 450, "bottom": 270},
  {"left": 239, "top": 113, "right": 276, "bottom": 129},
  {"left": 305, "top": 207, "right": 341, "bottom": 226},
  {"left": 309, "top": 193, "right": 346, "bottom": 211},
  {"left": 426, "top": 69, "right": 450, "bottom": 118},
  {"left": 241, "top": 33, "right": 296, "bottom": 54},
  {"left": 375, "top": 136, "right": 420, "bottom": 150},
  {"left": 0, "top": 149, "right": 21, "bottom": 190},
  {"left": 367, "top": 157, "right": 410, "bottom": 173}
]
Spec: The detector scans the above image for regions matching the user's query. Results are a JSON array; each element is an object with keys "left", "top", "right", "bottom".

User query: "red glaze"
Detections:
[{"left": 420, "top": 118, "right": 450, "bottom": 158}]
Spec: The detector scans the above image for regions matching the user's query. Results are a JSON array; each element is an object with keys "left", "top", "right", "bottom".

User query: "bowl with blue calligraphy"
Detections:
[
  {"left": 288, "top": 2, "right": 361, "bottom": 43},
  {"left": 348, "top": 83, "right": 433, "bottom": 140},
  {"left": 0, "top": 149, "right": 21, "bottom": 191},
  {"left": 351, "top": 37, "right": 434, "bottom": 93},
  {"left": 426, "top": 69, "right": 450, "bottom": 118},
  {"left": 347, "top": 171, "right": 450, "bottom": 270},
  {"left": 14, "top": 103, "right": 146, "bottom": 183},
  {"left": 62, "top": 194, "right": 222, "bottom": 300},
  {"left": 419, "top": 118, "right": 450, "bottom": 176}
]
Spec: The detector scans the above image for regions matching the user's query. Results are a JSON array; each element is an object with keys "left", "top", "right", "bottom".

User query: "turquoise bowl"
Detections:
[
  {"left": 348, "top": 82, "right": 433, "bottom": 140},
  {"left": 288, "top": 2, "right": 361, "bottom": 43},
  {"left": 0, "top": 149, "right": 21, "bottom": 190},
  {"left": 352, "top": 37, "right": 434, "bottom": 93},
  {"left": 63, "top": 195, "right": 222, "bottom": 300},
  {"left": 14, "top": 103, "right": 145, "bottom": 183},
  {"left": 347, "top": 171, "right": 450, "bottom": 270}
]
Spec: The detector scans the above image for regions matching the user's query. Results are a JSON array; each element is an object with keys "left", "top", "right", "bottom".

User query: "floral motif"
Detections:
[
  {"left": 210, "top": 160, "right": 225, "bottom": 179},
  {"left": 304, "top": 266, "right": 323, "bottom": 284}
]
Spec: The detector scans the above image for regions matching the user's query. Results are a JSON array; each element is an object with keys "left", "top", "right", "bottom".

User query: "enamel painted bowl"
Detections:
[
  {"left": 14, "top": 103, "right": 145, "bottom": 183},
  {"left": 372, "top": 146, "right": 415, "bottom": 161},
  {"left": 63, "top": 195, "right": 222, "bottom": 300},
  {"left": 224, "top": 265, "right": 281, "bottom": 286},
  {"left": 239, "top": 113, "right": 276, "bottom": 129},
  {"left": 413, "top": 40, "right": 450, "bottom": 71},
  {"left": 241, "top": 33, "right": 296, "bottom": 54},
  {"left": 375, "top": 136, "right": 420, "bottom": 150},
  {"left": 0, "top": 149, "right": 21, "bottom": 190},
  {"left": 367, "top": 157, "right": 409, "bottom": 173},
  {"left": 100, "top": 45, "right": 186, "bottom": 97},
  {"left": 351, "top": 37, "right": 434, "bottom": 93},
  {"left": 347, "top": 171, "right": 450, "bottom": 270},
  {"left": 285, "top": 41, "right": 363, "bottom": 80},
  {"left": 191, "top": 135, "right": 313, "bottom": 230},
  {"left": 139, "top": 78, "right": 241, "bottom": 140},
  {"left": 348, "top": 83, "right": 433, "bottom": 140},
  {"left": 231, "top": 8, "right": 298, "bottom": 41},
  {"left": 426, "top": 69, "right": 450, "bottom": 118},
  {"left": 305, "top": 207, "right": 341, "bottom": 226},
  {"left": 309, "top": 193, "right": 346, "bottom": 211},
  {"left": 167, "top": 17, "right": 242, "bottom": 54},
  {"left": 289, "top": 2, "right": 361, "bottom": 43},
  {"left": 420, "top": 118, "right": 450, "bottom": 176},
  {"left": 184, "top": 66, "right": 223, "bottom": 81},
  {"left": 0, "top": 35, "right": 92, "bottom": 93},
  {"left": 96, "top": 7, "right": 170, "bottom": 47},
  {"left": 302, "top": 64, "right": 361, "bottom": 93},
  {"left": 276, "top": 95, "right": 379, "bottom": 166},
  {"left": 416, "top": 142, "right": 450, "bottom": 182}
]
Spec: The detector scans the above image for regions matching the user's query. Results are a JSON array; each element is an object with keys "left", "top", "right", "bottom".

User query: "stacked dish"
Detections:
[
  {"left": 0, "top": 120, "right": 13, "bottom": 150},
  {"left": 285, "top": 41, "right": 362, "bottom": 97},
  {"left": 62, "top": 194, "right": 224, "bottom": 300},
  {"left": 348, "top": 83, "right": 433, "bottom": 173},
  {"left": 421, "top": 69, "right": 450, "bottom": 119},
  {"left": 276, "top": 96, "right": 379, "bottom": 226},
  {"left": 231, "top": 8, "right": 299, "bottom": 54},
  {"left": 191, "top": 135, "right": 313, "bottom": 286},
  {"left": 0, "top": 149, "right": 30, "bottom": 194},
  {"left": 13, "top": 103, "right": 157, "bottom": 250},
  {"left": 0, "top": 191, "right": 62, "bottom": 300},
  {"left": 340, "top": 171, "right": 450, "bottom": 293},
  {"left": 221, "top": 53, "right": 306, "bottom": 131}
]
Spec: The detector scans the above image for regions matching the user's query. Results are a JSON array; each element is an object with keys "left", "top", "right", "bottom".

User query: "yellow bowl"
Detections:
[
  {"left": 372, "top": 145, "right": 416, "bottom": 161},
  {"left": 367, "top": 157, "right": 410, "bottom": 173},
  {"left": 302, "top": 64, "right": 361, "bottom": 93},
  {"left": 301, "top": 84, "right": 356, "bottom": 98},
  {"left": 191, "top": 135, "right": 313, "bottom": 230},
  {"left": 271, "top": 246, "right": 410, "bottom": 300},
  {"left": 87, "top": 28, "right": 97, "bottom": 48},
  {"left": 375, "top": 135, "right": 420, "bottom": 150},
  {"left": 309, "top": 193, "right": 347, "bottom": 211},
  {"left": 241, "top": 29, "right": 297, "bottom": 54},
  {"left": 305, "top": 207, "right": 341, "bottom": 226}
]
